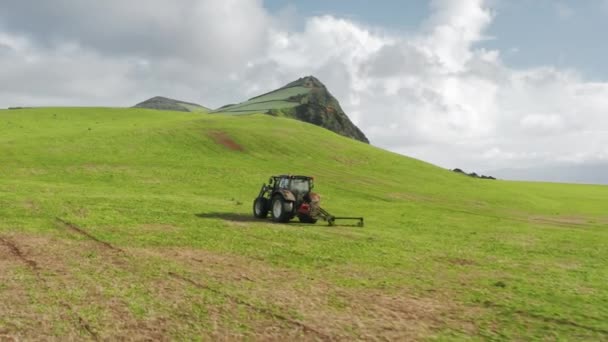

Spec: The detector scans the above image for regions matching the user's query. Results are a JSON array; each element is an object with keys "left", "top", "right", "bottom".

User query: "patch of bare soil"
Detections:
[
  {"left": 0, "top": 236, "right": 40, "bottom": 272},
  {"left": 207, "top": 131, "right": 244, "bottom": 151},
  {"left": 144, "top": 248, "right": 479, "bottom": 340},
  {"left": 168, "top": 271, "right": 331, "bottom": 340},
  {"left": 0, "top": 238, "right": 42, "bottom": 341},
  {"left": 22, "top": 199, "right": 41, "bottom": 214},
  {"left": 0, "top": 232, "right": 324, "bottom": 340},
  {"left": 0, "top": 233, "right": 175, "bottom": 340},
  {"left": 2, "top": 228, "right": 479, "bottom": 340},
  {"left": 0, "top": 234, "right": 99, "bottom": 340},
  {"left": 442, "top": 257, "right": 477, "bottom": 266}
]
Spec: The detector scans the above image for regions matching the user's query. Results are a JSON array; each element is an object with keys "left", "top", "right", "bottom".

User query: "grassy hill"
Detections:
[
  {"left": 214, "top": 84, "right": 307, "bottom": 115},
  {"left": 134, "top": 96, "right": 210, "bottom": 113},
  {"left": 1, "top": 107, "right": 607, "bottom": 340},
  {"left": 214, "top": 76, "right": 370, "bottom": 143}
]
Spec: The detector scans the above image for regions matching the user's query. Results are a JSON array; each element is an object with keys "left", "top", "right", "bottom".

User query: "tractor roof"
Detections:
[{"left": 273, "top": 175, "right": 313, "bottom": 180}]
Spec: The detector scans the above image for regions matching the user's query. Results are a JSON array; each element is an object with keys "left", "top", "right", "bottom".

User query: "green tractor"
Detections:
[{"left": 253, "top": 175, "right": 364, "bottom": 226}]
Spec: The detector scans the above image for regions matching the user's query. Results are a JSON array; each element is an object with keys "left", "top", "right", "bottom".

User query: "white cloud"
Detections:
[
  {"left": 555, "top": 3, "right": 575, "bottom": 19},
  {"left": 423, "top": 0, "right": 494, "bottom": 72},
  {"left": 520, "top": 114, "right": 565, "bottom": 133},
  {"left": 0, "top": 0, "right": 270, "bottom": 69}
]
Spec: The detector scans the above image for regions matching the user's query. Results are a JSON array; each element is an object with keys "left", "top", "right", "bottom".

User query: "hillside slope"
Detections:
[
  {"left": 134, "top": 96, "right": 210, "bottom": 113},
  {"left": 214, "top": 76, "right": 369, "bottom": 143},
  {"left": 0, "top": 107, "right": 607, "bottom": 340}
]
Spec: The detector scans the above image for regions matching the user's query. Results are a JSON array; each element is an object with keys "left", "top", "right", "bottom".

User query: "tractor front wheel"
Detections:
[
  {"left": 253, "top": 197, "right": 268, "bottom": 218},
  {"left": 271, "top": 195, "right": 292, "bottom": 223}
]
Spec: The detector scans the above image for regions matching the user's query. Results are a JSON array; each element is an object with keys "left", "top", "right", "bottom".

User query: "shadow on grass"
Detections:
[
  {"left": 195, "top": 212, "right": 362, "bottom": 228},
  {"left": 195, "top": 212, "right": 314, "bottom": 227},
  {"left": 195, "top": 212, "right": 264, "bottom": 223}
]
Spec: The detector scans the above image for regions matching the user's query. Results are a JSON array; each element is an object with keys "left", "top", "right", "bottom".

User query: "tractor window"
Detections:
[
  {"left": 278, "top": 178, "right": 290, "bottom": 189},
  {"left": 290, "top": 179, "right": 310, "bottom": 193}
]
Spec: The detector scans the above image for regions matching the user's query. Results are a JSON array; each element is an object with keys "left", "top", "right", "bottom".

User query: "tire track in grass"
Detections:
[
  {"left": 0, "top": 236, "right": 39, "bottom": 272},
  {"left": 55, "top": 217, "right": 332, "bottom": 339},
  {"left": 55, "top": 218, "right": 174, "bottom": 339},
  {"left": 167, "top": 271, "right": 332, "bottom": 341},
  {"left": 0, "top": 236, "right": 100, "bottom": 340},
  {"left": 56, "top": 218, "right": 123, "bottom": 253}
]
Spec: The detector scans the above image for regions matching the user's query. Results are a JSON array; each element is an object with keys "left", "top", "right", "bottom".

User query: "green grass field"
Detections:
[
  {"left": 179, "top": 103, "right": 210, "bottom": 113},
  {"left": 1, "top": 107, "right": 607, "bottom": 340}
]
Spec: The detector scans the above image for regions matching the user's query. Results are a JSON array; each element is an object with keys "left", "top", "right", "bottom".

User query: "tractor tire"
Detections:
[
  {"left": 271, "top": 195, "right": 292, "bottom": 223},
  {"left": 297, "top": 214, "right": 318, "bottom": 224},
  {"left": 253, "top": 197, "right": 268, "bottom": 218}
]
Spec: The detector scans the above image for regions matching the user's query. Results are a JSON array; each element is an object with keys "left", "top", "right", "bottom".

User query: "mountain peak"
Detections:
[
  {"left": 215, "top": 76, "right": 369, "bottom": 144},
  {"left": 133, "top": 96, "right": 209, "bottom": 113},
  {"left": 282, "top": 75, "right": 326, "bottom": 89}
]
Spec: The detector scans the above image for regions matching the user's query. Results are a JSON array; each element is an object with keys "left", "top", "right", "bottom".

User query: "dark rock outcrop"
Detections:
[
  {"left": 452, "top": 168, "right": 496, "bottom": 180},
  {"left": 276, "top": 76, "right": 369, "bottom": 143}
]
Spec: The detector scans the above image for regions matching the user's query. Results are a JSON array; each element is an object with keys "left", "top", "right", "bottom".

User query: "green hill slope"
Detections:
[
  {"left": 214, "top": 76, "right": 370, "bottom": 143},
  {"left": 134, "top": 96, "right": 210, "bottom": 113},
  {"left": 0, "top": 107, "right": 607, "bottom": 340}
]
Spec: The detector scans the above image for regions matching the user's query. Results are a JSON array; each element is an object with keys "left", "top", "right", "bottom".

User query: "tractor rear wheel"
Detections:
[
  {"left": 271, "top": 195, "right": 292, "bottom": 223},
  {"left": 253, "top": 197, "right": 268, "bottom": 218},
  {"left": 297, "top": 214, "right": 318, "bottom": 224}
]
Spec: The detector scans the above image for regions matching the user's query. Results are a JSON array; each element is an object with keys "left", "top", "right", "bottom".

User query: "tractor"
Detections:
[{"left": 252, "top": 175, "right": 364, "bottom": 226}]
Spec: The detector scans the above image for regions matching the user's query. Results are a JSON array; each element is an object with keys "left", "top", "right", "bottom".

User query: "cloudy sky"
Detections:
[{"left": 1, "top": 0, "right": 607, "bottom": 176}]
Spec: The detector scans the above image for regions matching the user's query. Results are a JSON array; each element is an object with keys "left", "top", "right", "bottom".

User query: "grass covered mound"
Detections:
[
  {"left": 214, "top": 76, "right": 370, "bottom": 143},
  {"left": 133, "top": 96, "right": 210, "bottom": 113},
  {"left": 0, "top": 107, "right": 607, "bottom": 340}
]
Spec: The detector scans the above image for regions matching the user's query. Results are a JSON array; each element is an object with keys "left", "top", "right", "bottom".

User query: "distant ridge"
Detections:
[
  {"left": 488, "top": 163, "right": 608, "bottom": 185},
  {"left": 134, "top": 96, "right": 209, "bottom": 113},
  {"left": 214, "top": 76, "right": 369, "bottom": 143}
]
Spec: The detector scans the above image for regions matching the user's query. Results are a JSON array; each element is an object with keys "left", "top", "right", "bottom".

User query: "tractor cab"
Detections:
[{"left": 270, "top": 175, "right": 313, "bottom": 200}]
